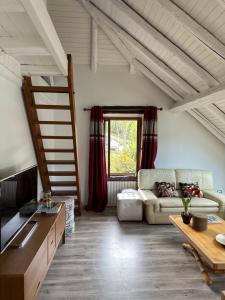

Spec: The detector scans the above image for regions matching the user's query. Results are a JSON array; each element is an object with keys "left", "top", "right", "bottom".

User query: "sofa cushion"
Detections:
[
  {"left": 175, "top": 169, "right": 214, "bottom": 191},
  {"left": 179, "top": 182, "right": 203, "bottom": 198},
  {"left": 159, "top": 198, "right": 183, "bottom": 208},
  {"left": 159, "top": 197, "right": 218, "bottom": 208},
  {"left": 138, "top": 169, "right": 176, "bottom": 190},
  {"left": 156, "top": 182, "right": 178, "bottom": 197},
  {"left": 190, "top": 198, "right": 219, "bottom": 207}
]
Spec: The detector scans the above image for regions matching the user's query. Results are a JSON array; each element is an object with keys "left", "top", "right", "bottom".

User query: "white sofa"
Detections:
[{"left": 138, "top": 169, "right": 225, "bottom": 224}]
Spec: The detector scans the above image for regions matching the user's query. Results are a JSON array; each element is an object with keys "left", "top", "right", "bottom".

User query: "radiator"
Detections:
[{"left": 107, "top": 181, "right": 137, "bottom": 206}]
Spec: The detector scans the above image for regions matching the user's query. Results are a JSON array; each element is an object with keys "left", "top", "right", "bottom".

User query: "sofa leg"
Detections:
[{"left": 182, "top": 242, "right": 212, "bottom": 285}]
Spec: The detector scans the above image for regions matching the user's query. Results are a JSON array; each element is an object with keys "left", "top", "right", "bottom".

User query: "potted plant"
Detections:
[{"left": 181, "top": 196, "right": 193, "bottom": 224}]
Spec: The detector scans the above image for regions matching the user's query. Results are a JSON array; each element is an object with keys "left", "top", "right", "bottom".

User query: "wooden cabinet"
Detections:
[
  {"left": 56, "top": 208, "right": 66, "bottom": 245},
  {"left": 24, "top": 239, "right": 48, "bottom": 300},
  {"left": 0, "top": 203, "right": 66, "bottom": 300},
  {"left": 48, "top": 224, "right": 56, "bottom": 263}
]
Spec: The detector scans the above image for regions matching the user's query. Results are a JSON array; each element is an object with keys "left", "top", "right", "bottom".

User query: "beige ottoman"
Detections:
[{"left": 117, "top": 192, "right": 143, "bottom": 221}]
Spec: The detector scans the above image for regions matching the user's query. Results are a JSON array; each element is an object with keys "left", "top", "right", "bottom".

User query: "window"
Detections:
[{"left": 104, "top": 117, "right": 142, "bottom": 178}]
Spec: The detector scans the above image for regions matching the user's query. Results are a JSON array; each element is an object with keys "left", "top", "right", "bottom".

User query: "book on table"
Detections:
[{"left": 207, "top": 215, "right": 222, "bottom": 224}]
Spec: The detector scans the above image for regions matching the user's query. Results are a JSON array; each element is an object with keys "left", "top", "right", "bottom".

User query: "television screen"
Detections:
[{"left": 0, "top": 166, "right": 38, "bottom": 253}]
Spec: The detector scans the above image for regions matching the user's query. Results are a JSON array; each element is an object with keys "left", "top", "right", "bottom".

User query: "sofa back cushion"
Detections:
[
  {"left": 138, "top": 169, "right": 176, "bottom": 190},
  {"left": 175, "top": 169, "right": 214, "bottom": 191}
]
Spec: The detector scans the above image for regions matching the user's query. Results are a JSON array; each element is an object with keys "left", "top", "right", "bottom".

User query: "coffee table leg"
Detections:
[{"left": 182, "top": 242, "right": 213, "bottom": 285}]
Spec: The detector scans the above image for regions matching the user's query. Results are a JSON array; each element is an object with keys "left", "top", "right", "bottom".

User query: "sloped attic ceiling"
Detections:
[
  {"left": 0, "top": 0, "right": 68, "bottom": 76},
  {"left": 47, "top": 0, "right": 225, "bottom": 144}
]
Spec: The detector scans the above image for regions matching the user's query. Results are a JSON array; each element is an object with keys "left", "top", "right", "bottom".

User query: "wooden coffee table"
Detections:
[{"left": 170, "top": 215, "right": 225, "bottom": 285}]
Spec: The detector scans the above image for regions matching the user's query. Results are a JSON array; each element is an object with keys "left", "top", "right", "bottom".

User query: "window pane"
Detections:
[{"left": 110, "top": 120, "right": 137, "bottom": 175}]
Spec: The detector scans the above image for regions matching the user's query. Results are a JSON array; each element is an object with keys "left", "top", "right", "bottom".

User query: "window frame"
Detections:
[{"left": 104, "top": 116, "right": 142, "bottom": 181}]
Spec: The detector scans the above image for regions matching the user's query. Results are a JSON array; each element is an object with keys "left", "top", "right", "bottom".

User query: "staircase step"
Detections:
[
  {"left": 40, "top": 135, "right": 73, "bottom": 139},
  {"left": 31, "top": 86, "right": 68, "bottom": 93},
  {"left": 35, "top": 104, "right": 70, "bottom": 110},
  {"left": 23, "top": 55, "right": 81, "bottom": 216},
  {"left": 47, "top": 171, "right": 77, "bottom": 176},
  {"left": 42, "top": 148, "right": 74, "bottom": 153},
  {"left": 46, "top": 160, "right": 75, "bottom": 165},
  {"left": 37, "top": 121, "right": 72, "bottom": 125},
  {"left": 51, "top": 190, "right": 78, "bottom": 196},
  {"left": 50, "top": 181, "right": 76, "bottom": 186}
]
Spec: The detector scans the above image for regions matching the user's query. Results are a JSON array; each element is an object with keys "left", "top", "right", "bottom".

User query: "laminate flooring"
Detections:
[{"left": 38, "top": 208, "right": 225, "bottom": 300}]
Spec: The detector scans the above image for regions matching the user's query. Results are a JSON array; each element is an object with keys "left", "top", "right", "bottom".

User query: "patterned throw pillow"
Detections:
[
  {"left": 179, "top": 182, "right": 203, "bottom": 198},
  {"left": 155, "top": 182, "right": 178, "bottom": 197}
]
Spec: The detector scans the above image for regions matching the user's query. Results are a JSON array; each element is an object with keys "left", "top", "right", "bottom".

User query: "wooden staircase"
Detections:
[{"left": 22, "top": 54, "right": 81, "bottom": 215}]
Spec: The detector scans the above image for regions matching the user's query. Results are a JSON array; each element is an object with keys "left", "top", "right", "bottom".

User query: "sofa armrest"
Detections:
[
  {"left": 221, "top": 291, "right": 225, "bottom": 300},
  {"left": 203, "top": 191, "right": 225, "bottom": 207},
  {"left": 138, "top": 189, "right": 159, "bottom": 211}
]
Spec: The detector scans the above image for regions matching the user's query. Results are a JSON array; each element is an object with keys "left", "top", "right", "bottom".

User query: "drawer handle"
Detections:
[
  {"left": 37, "top": 281, "right": 41, "bottom": 290},
  {"left": 51, "top": 239, "right": 54, "bottom": 245}
]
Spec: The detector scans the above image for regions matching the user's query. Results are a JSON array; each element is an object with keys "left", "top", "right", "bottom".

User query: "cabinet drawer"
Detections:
[
  {"left": 24, "top": 240, "right": 48, "bottom": 300},
  {"left": 48, "top": 225, "right": 56, "bottom": 264},
  {"left": 56, "top": 207, "right": 66, "bottom": 246}
]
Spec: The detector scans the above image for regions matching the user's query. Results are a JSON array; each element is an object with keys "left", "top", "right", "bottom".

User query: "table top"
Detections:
[{"left": 169, "top": 215, "right": 225, "bottom": 270}]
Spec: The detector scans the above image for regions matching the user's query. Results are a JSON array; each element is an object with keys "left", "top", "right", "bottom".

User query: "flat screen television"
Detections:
[{"left": 0, "top": 166, "right": 39, "bottom": 254}]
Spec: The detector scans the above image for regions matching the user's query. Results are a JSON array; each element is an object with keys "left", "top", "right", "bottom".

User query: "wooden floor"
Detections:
[{"left": 39, "top": 208, "right": 225, "bottom": 300}]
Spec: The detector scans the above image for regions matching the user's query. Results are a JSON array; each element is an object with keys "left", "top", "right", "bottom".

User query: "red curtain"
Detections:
[
  {"left": 86, "top": 106, "right": 108, "bottom": 212},
  {"left": 140, "top": 106, "right": 158, "bottom": 169}
]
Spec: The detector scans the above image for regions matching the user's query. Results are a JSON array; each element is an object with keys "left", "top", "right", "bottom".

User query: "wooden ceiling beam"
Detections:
[
  {"left": 0, "top": 37, "right": 51, "bottom": 56},
  {"left": 0, "top": 1, "right": 24, "bottom": 12},
  {"left": 0, "top": 37, "right": 47, "bottom": 50},
  {"left": 21, "top": 0, "right": 67, "bottom": 75},
  {"left": 82, "top": 0, "right": 197, "bottom": 96},
  {"left": 189, "top": 109, "right": 225, "bottom": 144},
  {"left": 129, "top": 63, "right": 136, "bottom": 75},
  {"left": 91, "top": 18, "right": 98, "bottom": 73},
  {"left": 5, "top": 48, "right": 51, "bottom": 57},
  {"left": 124, "top": 39, "right": 197, "bottom": 95},
  {"left": 82, "top": 0, "right": 133, "bottom": 64},
  {"left": 88, "top": 15, "right": 133, "bottom": 64},
  {"left": 109, "top": 0, "right": 219, "bottom": 88},
  {"left": 216, "top": 0, "right": 225, "bottom": 9},
  {"left": 83, "top": 0, "right": 225, "bottom": 144},
  {"left": 207, "top": 104, "right": 225, "bottom": 123},
  {"left": 156, "top": 0, "right": 225, "bottom": 62},
  {"left": 170, "top": 83, "right": 225, "bottom": 113},
  {"left": 95, "top": 23, "right": 182, "bottom": 99},
  {"left": 133, "top": 60, "right": 183, "bottom": 101},
  {"left": 81, "top": 3, "right": 183, "bottom": 101},
  {"left": 21, "top": 65, "right": 62, "bottom": 76}
]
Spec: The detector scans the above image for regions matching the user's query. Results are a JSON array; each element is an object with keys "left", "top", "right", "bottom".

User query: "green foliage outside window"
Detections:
[{"left": 105, "top": 120, "right": 138, "bottom": 175}]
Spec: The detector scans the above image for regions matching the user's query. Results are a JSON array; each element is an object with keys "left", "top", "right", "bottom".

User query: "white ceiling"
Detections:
[
  {"left": 47, "top": 0, "right": 225, "bottom": 145},
  {"left": 1, "top": 0, "right": 225, "bottom": 145},
  {"left": 0, "top": 0, "right": 67, "bottom": 75},
  {"left": 47, "top": 0, "right": 127, "bottom": 66}
]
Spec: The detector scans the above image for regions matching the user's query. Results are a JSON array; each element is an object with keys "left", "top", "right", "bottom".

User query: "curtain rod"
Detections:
[{"left": 83, "top": 106, "right": 163, "bottom": 112}]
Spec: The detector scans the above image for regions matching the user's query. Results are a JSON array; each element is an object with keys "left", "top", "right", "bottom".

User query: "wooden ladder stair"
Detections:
[{"left": 22, "top": 54, "right": 81, "bottom": 215}]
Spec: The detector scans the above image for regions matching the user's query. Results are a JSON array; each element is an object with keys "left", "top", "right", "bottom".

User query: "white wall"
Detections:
[
  {"left": 0, "top": 75, "right": 36, "bottom": 180},
  {"left": 0, "top": 57, "right": 54, "bottom": 199},
  {"left": 68, "top": 65, "right": 225, "bottom": 205}
]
